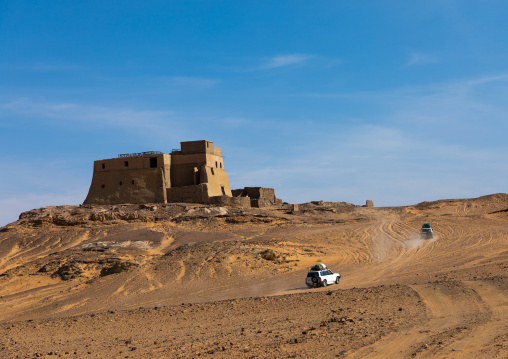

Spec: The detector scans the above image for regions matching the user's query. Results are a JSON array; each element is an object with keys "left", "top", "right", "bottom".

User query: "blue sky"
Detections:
[{"left": 1, "top": 1, "right": 508, "bottom": 226}]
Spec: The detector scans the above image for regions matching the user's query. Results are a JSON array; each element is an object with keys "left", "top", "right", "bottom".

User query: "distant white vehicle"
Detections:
[{"left": 306, "top": 265, "right": 340, "bottom": 288}]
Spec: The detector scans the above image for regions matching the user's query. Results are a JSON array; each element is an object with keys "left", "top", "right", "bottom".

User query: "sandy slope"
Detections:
[{"left": 0, "top": 194, "right": 507, "bottom": 358}]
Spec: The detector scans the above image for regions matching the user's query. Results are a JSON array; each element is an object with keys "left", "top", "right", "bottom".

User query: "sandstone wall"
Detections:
[
  {"left": 209, "top": 196, "right": 251, "bottom": 208},
  {"left": 180, "top": 140, "right": 223, "bottom": 157},
  {"left": 166, "top": 184, "right": 209, "bottom": 203},
  {"left": 203, "top": 167, "right": 232, "bottom": 197},
  {"left": 84, "top": 168, "right": 167, "bottom": 205},
  {"left": 244, "top": 187, "right": 275, "bottom": 202},
  {"left": 180, "top": 140, "right": 213, "bottom": 154},
  {"left": 171, "top": 153, "right": 225, "bottom": 185},
  {"left": 231, "top": 187, "right": 279, "bottom": 208},
  {"left": 84, "top": 141, "right": 232, "bottom": 206},
  {"left": 171, "top": 162, "right": 202, "bottom": 187},
  {"left": 94, "top": 154, "right": 170, "bottom": 172},
  {"left": 231, "top": 189, "right": 246, "bottom": 197}
]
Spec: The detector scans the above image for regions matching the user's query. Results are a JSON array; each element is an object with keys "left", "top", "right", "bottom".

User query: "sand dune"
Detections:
[{"left": 0, "top": 194, "right": 507, "bottom": 358}]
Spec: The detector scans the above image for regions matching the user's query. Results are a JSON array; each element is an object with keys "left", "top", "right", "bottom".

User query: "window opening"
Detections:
[
  {"left": 150, "top": 157, "right": 158, "bottom": 168},
  {"left": 124, "top": 161, "right": 129, "bottom": 167},
  {"left": 220, "top": 162, "right": 222, "bottom": 169},
  {"left": 119, "top": 181, "right": 123, "bottom": 186},
  {"left": 194, "top": 167, "right": 200, "bottom": 185},
  {"left": 101, "top": 184, "right": 105, "bottom": 189},
  {"left": 131, "top": 180, "right": 135, "bottom": 185},
  {"left": 221, "top": 185, "right": 226, "bottom": 195},
  {"left": 101, "top": 163, "right": 105, "bottom": 169},
  {"left": 211, "top": 168, "right": 215, "bottom": 175},
  {"left": 215, "top": 161, "right": 218, "bottom": 168}
]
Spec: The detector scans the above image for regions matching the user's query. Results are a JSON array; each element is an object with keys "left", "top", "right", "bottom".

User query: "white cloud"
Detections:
[
  {"left": 259, "top": 54, "right": 313, "bottom": 69},
  {"left": 229, "top": 54, "right": 339, "bottom": 73},
  {"left": 301, "top": 73, "right": 508, "bottom": 129},
  {"left": 1, "top": 98, "right": 170, "bottom": 123},
  {"left": 228, "top": 74, "right": 508, "bottom": 206},
  {"left": 0, "top": 97, "right": 199, "bottom": 149},
  {"left": 0, "top": 98, "right": 181, "bottom": 132},
  {"left": 157, "top": 76, "right": 220, "bottom": 90},
  {"left": 231, "top": 122, "right": 508, "bottom": 206}
]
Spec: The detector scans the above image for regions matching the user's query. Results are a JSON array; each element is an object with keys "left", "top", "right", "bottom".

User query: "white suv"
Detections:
[{"left": 306, "top": 268, "right": 341, "bottom": 288}]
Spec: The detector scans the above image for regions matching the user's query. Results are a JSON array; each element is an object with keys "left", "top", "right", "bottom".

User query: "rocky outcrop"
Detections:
[
  {"left": 100, "top": 260, "right": 139, "bottom": 277},
  {"left": 52, "top": 262, "right": 84, "bottom": 280}
]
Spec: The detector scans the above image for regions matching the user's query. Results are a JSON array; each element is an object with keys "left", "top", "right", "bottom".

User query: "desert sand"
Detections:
[{"left": 0, "top": 194, "right": 507, "bottom": 358}]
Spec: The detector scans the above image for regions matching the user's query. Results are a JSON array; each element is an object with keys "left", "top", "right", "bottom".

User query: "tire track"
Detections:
[
  {"left": 348, "top": 282, "right": 487, "bottom": 358},
  {"left": 436, "top": 280, "right": 508, "bottom": 358}
]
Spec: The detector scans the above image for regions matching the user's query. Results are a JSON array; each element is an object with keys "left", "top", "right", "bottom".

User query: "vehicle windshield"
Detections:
[{"left": 307, "top": 272, "right": 319, "bottom": 278}]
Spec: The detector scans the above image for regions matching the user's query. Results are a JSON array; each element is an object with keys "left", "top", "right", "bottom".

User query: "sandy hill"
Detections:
[{"left": 0, "top": 194, "right": 507, "bottom": 358}]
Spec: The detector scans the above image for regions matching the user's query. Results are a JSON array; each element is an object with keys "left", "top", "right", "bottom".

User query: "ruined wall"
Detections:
[
  {"left": 232, "top": 187, "right": 279, "bottom": 208},
  {"left": 209, "top": 196, "right": 251, "bottom": 208},
  {"left": 244, "top": 187, "right": 275, "bottom": 202},
  {"left": 166, "top": 184, "right": 209, "bottom": 203},
  {"left": 84, "top": 168, "right": 167, "bottom": 205},
  {"left": 231, "top": 189, "right": 246, "bottom": 197},
  {"left": 250, "top": 198, "right": 273, "bottom": 208}
]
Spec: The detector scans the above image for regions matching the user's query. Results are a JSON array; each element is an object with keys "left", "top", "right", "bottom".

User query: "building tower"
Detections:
[{"left": 83, "top": 140, "right": 232, "bottom": 205}]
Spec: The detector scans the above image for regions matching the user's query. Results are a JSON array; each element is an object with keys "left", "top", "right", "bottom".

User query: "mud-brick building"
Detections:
[{"left": 83, "top": 140, "right": 234, "bottom": 205}]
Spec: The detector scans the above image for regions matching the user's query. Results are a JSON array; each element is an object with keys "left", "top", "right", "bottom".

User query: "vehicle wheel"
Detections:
[
  {"left": 312, "top": 277, "right": 318, "bottom": 284},
  {"left": 335, "top": 277, "right": 340, "bottom": 284},
  {"left": 322, "top": 279, "right": 327, "bottom": 287}
]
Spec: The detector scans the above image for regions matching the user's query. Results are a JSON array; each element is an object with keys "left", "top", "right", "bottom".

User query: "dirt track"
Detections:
[{"left": 0, "top": 194, "right": 507, "bottom": 358}]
